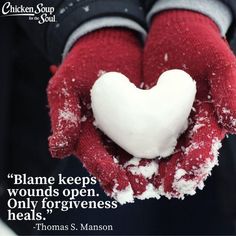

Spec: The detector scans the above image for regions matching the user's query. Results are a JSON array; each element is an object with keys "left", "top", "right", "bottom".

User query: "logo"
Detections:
[{"left": 1, "top": 2, "right": 56, "bottom": 24}]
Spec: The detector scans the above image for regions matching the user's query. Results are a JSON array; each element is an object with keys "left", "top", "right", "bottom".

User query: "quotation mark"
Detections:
[
  {"left": 47, "top": 209, "right": 53, "bottom": 214},
  {"left": 7, "top": 174, "right": 14, "bottom": 179}
]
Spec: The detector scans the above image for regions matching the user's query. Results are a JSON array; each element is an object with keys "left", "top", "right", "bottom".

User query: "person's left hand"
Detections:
[{"left": 140, "top": 10, "right": 236, "bottom": 199}]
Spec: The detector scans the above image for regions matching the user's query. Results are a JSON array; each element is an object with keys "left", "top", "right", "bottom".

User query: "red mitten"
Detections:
[
  {"left": 47, "top": 28, "right": 149, "bottom": 202},
  {"left": 143, "top": 10, "right": 236, "bottom": 198}
]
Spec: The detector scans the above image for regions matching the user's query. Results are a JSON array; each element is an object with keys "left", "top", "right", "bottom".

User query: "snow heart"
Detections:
[{"left": 91, "top": 70, "right": 196, "bottom": 159}]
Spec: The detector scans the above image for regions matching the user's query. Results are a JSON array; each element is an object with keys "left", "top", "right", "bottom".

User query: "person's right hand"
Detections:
[{"left": 47, "top": 28, "right": 152, "bottom": 202}]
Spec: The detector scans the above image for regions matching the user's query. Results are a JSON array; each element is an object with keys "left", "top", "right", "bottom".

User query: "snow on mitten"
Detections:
[
  {"left": 47, "top": 28, "right": 150, "bottom": 203},
  {"left": 143, "top": 10, "right": 236, "bottom": 198}
]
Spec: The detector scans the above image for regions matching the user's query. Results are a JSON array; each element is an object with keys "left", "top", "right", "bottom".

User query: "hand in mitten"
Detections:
[
  {"left": 143, "top": 10, "right": 236, "bottom": 198},
  {"left": 47, "top": 28, "right": 151, "bottom": 202}
]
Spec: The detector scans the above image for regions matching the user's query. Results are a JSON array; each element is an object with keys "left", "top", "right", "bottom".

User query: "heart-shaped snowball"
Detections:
[{"left": 91, "top": 69, "right": 196, "bottom": 159}]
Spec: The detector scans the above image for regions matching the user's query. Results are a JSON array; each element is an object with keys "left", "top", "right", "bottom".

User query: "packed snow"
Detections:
[{"left": 91, "top": 70, "right": 196, "bottom": 159}]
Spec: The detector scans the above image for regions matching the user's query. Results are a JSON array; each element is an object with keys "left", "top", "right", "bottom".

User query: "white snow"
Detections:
[
  {"left": 175, "top": 168, "right": 187, "bottom": 180},
  {"left": 173, "top": 178, "right": 197, "bottom": 197},
  {"left": 80, "top": 115, "right": 87, "bottom": 122},
  {"left": 111, "top": 137, "right": 223, "bottom": 203},
  {"left": 58, "top": 109, "right": 77, "bottom": 124},
  {"left": 171, "top": 138, "right": 222, "bottom": 199},
  {"left": 156, "top": 184, "right": 172, "bottom": 199},
  {"left": 97, "top": 70, "right": 106, "bottom": 77},
  {"left": 219, "top": 107, "right": 236, "bottom": 130},
  {"left": 164, "top": 53, "right": 168, "bottom": 62},
  {"left": 113, "top": 157, "right": 119, "bottom": 164},
  {"left": 210, "top": 138, "right": 222, "bottom": 161},
  {"left": 140, "top": 82, "right": 145, "bottom": 88},
  {"left": 222, "top": 107, "right": 231, "bottom": 114},
  {"left": 111, "top": 181, "right": 160, "bottom": 204},
  {"left": 136, "top": 183, "right": 160, "bottom": 200},
  {"left": 127, "top": 160, "right": 158, "bottom": 179},
  {"left": 231, "top": 118, "right": 236, "bottom": 127},
  {"left": 123, "top": 157, "right": 141, "bottom": 168},
  {"left": 59, "top": 8, "right": 65, "bottom": 14},
  {"left": 91, "top": 70, "right": 196, "bottom": 159},
  {"left": 83, "top": 5, "right": 90, "bottom": 12},
  {"left": 183, "top": 141, "right": 204, "bottom": 155},
  {"left": 111, "top": 184, "right": 134, "bottom": 205},
  {"left": 62, "top": 88, "right": 69, "bottom": 96},
  {"left": 191, "top": 123, "right": 205, "bottom": 133}
]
